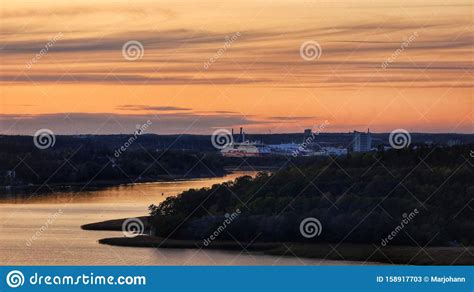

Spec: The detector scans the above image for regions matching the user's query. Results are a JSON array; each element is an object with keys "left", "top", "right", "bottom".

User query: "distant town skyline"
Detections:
[{"left": 1, "top": 0, "right": 472, "bottom": 135}]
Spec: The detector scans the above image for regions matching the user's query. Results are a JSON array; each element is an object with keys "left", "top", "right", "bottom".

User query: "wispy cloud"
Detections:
[
  {"left": 1, "top": 21, "right": 471, "bottom": 88},
  {"left": 0, "top": 74, "right": 267, "bottom": 85},
  {"left": 116, "top": 105, "right": 191, "bottom": 112},
  {"left": 0, "top": 112, "right": 272, "bottom": 135}
]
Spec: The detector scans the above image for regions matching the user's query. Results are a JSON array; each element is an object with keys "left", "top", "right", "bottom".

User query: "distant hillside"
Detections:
[
  {"left": 0, "top": 132, "right": 472, "bottom": 153},
  {"left": 0, "top": 133, "right": 472, "bottom": 188},
  {"left": 0, "top": 141, "right": 227, "bottom": 188}
]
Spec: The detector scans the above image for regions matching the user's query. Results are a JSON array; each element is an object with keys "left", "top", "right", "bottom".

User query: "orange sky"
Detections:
[{"left": 0, "top": 0, "right": 472, "bottom": 134}]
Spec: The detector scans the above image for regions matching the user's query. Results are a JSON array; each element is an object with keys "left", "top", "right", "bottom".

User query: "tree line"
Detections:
[{"left": 150, "top": 145, "right": 473, "bottom": 246}]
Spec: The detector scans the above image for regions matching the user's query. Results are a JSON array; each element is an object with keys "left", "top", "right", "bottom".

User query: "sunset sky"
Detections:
[{"left": 0, "top": 0, "right": 472, "bottom": 134}]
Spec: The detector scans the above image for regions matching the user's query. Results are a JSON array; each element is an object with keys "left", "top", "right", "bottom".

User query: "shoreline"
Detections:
[
  {"left": 82, "top": 218, "right": 474, "bottom": 265},
  {"left": 99, "top": 236, "right": 281, "bottom": 252},
  {"left": 0, "top": 168, "right": 266, "bottom": 194},
  {"left": 81, "top": 216, "right": 151, "bottom": 231},
  {"left": 0, "top": 174, "right": 226, "bottom": 191}
]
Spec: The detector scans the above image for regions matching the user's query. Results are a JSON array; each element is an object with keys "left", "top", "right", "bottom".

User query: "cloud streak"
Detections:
[
  {"left": 116, "top": 105, "right": 191, "bottom": 112},
  {"left": 0, "top": 112, "right": 272, "bottom": 135},
  {"left": 1, "top": 21, "right": 471, "bottom": 88}
]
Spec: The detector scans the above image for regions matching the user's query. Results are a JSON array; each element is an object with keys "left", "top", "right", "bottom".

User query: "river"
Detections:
[{"left": 0, "top": 172, "right": 368, "bottom": 265}]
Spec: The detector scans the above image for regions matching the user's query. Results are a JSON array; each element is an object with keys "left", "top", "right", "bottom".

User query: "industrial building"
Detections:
[{"left": 353, "top": 130, "right": 372, "bottom": 152}]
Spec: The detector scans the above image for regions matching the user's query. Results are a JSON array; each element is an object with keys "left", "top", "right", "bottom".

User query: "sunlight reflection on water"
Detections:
[{"left": 0, "top": 171, "right": 371, "bottom": 265}]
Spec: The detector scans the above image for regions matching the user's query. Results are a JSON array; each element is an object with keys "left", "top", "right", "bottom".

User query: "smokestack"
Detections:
[{"left": 231, "top": 128, "right": 234, "bottom": 135}]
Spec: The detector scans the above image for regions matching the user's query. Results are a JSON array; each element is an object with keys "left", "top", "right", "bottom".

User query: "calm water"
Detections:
[{"left": 0, "top": 172, "right": 369, "bottom": 265}]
